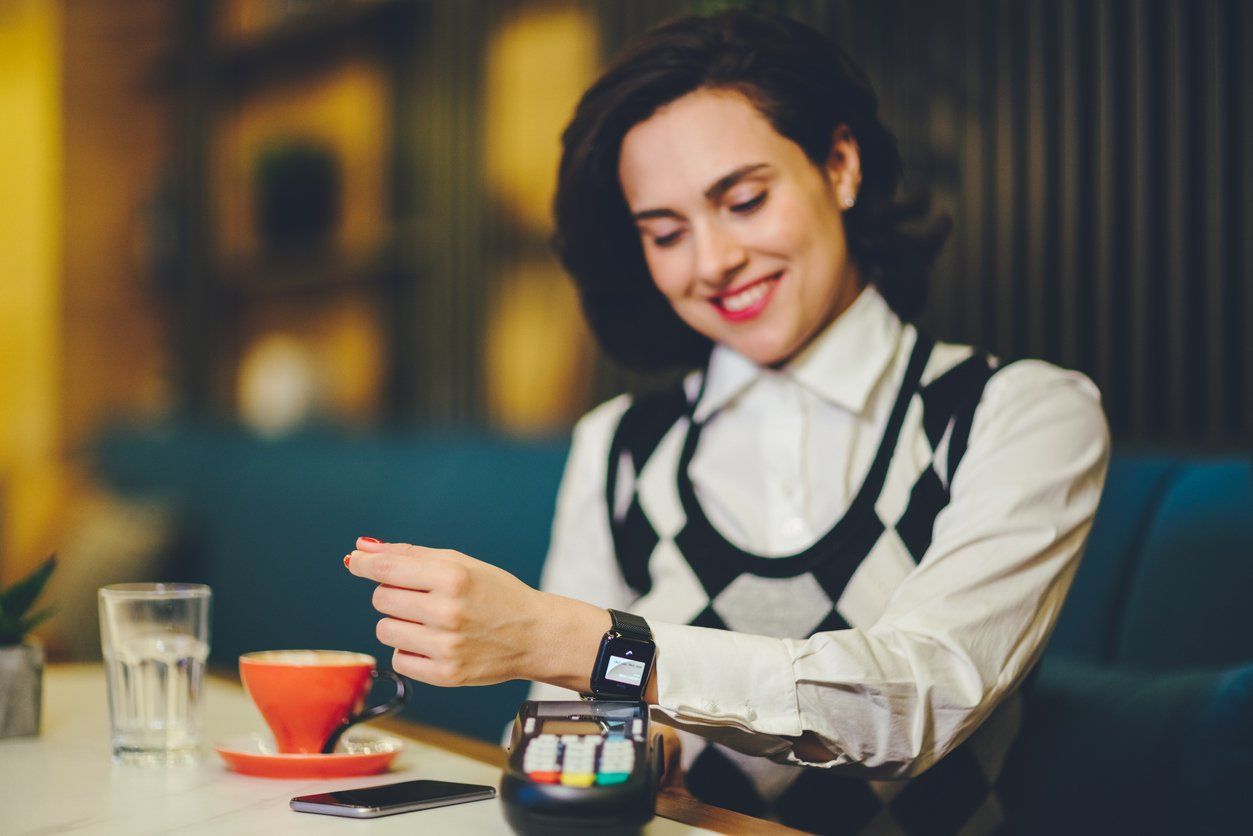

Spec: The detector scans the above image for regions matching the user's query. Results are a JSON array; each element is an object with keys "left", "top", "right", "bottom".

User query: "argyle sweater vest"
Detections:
[{"left": 606, "top": 332, "right": 1025, "bottom": 835}]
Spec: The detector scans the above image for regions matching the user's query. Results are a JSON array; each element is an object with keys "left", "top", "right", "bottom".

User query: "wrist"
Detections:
[{"left": 526, "top": 592, "right": 611, "bottom": 692}]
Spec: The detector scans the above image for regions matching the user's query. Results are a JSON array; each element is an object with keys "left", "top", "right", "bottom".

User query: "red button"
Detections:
[{"left": 527, "top": 771, "right": 561, "bottom": 783}]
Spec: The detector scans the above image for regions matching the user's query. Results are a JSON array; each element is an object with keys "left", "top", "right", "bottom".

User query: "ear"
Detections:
[{"left": 824, "top": 124, "right": 862, "bottom": 208}]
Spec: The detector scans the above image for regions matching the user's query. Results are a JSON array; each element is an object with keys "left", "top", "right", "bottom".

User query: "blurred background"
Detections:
[{"left": 0, "top": 0, "right": 1249, "bottom": 682}]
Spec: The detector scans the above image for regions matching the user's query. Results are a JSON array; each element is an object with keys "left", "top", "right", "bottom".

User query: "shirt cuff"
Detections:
[{"left": 650, "top": 621, "right": 803, "bottom": 738}]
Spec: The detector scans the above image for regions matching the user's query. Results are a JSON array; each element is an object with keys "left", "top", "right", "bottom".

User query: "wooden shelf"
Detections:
[{"left": 161, "top": 0, "right": 424, "bottom": 418}]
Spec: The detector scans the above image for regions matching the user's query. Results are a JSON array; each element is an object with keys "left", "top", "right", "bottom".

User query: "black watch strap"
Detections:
[{"left": 608, "top": 609, "right": 652, "bottom": 641}]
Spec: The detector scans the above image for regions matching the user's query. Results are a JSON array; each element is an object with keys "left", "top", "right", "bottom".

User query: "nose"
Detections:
[{"left": 691, "top": 219, "right": 747, "bottom": 288}]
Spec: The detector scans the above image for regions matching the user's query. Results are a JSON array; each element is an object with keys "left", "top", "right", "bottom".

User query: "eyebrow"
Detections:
[{"left": 630, "top": 163, "right": 771, "bottom": 221}]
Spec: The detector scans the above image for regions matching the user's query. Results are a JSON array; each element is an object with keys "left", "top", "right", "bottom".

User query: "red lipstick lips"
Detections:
[{"left": 710, "top": 271, "right": 782, "bottom": 322}]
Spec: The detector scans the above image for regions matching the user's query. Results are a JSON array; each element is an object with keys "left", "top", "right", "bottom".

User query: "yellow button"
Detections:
[{"left": 560, "top": 773, "right": 596, "bottom": 787}]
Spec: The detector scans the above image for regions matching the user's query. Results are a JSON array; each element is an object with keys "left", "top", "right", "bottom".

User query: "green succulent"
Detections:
[{"left": 0, "top": 555, "right": 56, "bottom": 646}]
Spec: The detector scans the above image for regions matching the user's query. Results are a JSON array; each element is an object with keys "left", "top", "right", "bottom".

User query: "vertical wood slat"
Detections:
[
  {"left": 384, "top": 1, "right": 421, "bottom": 424},
  {"left": 1203, "top": 0, "right": 1226, "bottom": 442},
  {"left": 1163, "top": 0, "right": 1188, "bottom": 437},
  {"left": 1030, "top": 0, "right": 1057, "bottom": 360},
  {"left": 1093, "top": 0, "right": 1117, "bottom": 423},
  {"left": 1242, "top": 0, "right": 1253, "bottom": 444},
  {"left": 958, "top": 0, "right": 984, "bottom": 343},
  {"left": 923, "top": 2, "right": 962, "bottom": 339},
  {"left": 992, "top": 0, "right": 1013, "bottom": 355},
  {"left": 1008, "top": 0, "right": 1029, "bottom": 360},
  {"left": 1074, "top": 0, "right": 1097, "bottom": 385},
  {"left": 1183, "top": 0, "right": 1207, "bottom": 437},
  {"left": 1057, "top": 0, "right": 1081, "bottom": 375},
  {"left": 1126, "top": 0, "right": 1148, "bottom": 438}
]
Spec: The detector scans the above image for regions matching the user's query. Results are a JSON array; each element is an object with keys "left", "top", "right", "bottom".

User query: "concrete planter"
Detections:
[{"left": 0, "top": 642, "right": 43, "bottom": 738}]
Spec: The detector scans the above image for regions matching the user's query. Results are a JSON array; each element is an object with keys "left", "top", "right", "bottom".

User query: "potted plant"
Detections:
[{"left": 0, "top": 555, "right": 56, "bottom": 738}]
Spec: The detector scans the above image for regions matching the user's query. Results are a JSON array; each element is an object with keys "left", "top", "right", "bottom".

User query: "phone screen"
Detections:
[{"left": 292, "top": 779, "right": 496, "bottom": 817}]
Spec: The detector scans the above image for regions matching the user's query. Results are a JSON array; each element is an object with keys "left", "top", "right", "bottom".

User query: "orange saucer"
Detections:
[{"left": 215, "top": 730, "right": 404, "bottom": 779}]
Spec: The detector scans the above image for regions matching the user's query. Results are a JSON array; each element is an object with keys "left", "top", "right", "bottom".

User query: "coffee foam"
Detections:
[{"left": 242, "top": 650, "right": 374, "bottom": 667}]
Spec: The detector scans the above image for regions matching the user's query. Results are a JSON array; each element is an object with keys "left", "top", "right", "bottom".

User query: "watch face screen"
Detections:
[
  {"left": 605, "top": 655, "right": 646, "bottom": 686},
  {"left": 593, "top": 635, "right": 655, "bottom": 697}
]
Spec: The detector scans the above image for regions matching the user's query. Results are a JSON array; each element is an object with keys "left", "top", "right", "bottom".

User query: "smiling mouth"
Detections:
[{"left": 710, "top": 271, "right": 782, "bottom": 321}]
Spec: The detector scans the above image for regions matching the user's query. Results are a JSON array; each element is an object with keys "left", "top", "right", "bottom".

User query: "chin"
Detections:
[{"left": 730, "top": 335, "right": 798, "bottom": 367}]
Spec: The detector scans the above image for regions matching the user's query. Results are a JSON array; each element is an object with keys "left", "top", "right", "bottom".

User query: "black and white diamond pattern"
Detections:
[
  {"left": 606, "top": 332, "right": 1017, "bottom": 835},
  {"left": 712, "top": 571, "right": 835, "bottom": 638}
]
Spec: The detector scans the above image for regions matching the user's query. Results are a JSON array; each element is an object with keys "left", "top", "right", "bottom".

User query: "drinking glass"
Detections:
[{"left": 98, "top": 583, "right": 212, "bottom": 765}]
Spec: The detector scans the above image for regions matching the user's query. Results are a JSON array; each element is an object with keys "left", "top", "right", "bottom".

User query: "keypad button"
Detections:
[
  {"left": 524, "top": 752, "right": 557, "bottom": 764},
  {"left": 527, "top": 771, "right": 561, "bottom": 784},
  {"left": 561, "top": 773, "right": 596, "bottom": 787},
  {"left": 596, "top": 772, "right": 630, "bottom": 785}
]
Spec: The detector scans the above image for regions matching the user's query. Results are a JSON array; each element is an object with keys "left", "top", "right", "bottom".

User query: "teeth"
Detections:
[{"left": 721, "top": 280, "right": 772, "bottom": 312}]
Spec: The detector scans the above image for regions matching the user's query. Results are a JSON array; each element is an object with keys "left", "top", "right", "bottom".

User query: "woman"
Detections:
[{"left": 345, "top": 10, "right": 1109, "bottom": 834}]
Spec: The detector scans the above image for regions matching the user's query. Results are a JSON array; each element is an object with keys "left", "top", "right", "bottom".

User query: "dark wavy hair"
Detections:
[{"left": 553, "top": 9, "right": 950, "bottom": 372}]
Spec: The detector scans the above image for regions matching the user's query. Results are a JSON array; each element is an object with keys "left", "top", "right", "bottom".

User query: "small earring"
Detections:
[{"left": 843, "top": 196, "right": 856, "bottom": 209}]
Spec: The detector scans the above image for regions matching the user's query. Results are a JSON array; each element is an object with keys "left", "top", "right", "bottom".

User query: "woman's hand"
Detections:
[{"left": 345, "top": 537, "right": 610, "bottom": 690}]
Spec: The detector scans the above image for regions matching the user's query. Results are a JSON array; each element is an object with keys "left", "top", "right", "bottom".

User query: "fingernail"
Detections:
[
  {"left": 360, "top": 536, "right": 381, "bottom": 544},
  {"left": 343, "top": 554, "right": 352, "bottom": 568}
]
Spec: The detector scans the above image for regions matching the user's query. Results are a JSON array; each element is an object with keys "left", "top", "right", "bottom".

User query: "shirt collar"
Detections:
[{"left": 693, "top": 284, "right": 901, "bottom": 422}]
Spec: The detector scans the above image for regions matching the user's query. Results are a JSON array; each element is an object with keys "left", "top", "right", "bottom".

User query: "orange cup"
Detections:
[{"left": 239, "top": 650, "right": 408, "bottom": 754}]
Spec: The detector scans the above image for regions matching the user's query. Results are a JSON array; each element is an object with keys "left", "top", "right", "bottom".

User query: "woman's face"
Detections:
[{"left": 618, "top": 88, "right": 863, "bottom": 367}]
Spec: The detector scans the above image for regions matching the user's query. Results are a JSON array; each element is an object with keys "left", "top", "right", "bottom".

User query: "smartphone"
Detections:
[{"left": 290, "top": 779, "right": 496, "bottom": 818}]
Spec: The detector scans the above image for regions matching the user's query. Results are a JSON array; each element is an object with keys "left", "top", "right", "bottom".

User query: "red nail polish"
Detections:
[
  {"left": 360, "top": 536, "right": 381, "bottom": 544},
  {"left": 343, "top": 554, "right": 352, "bottom": 568}
]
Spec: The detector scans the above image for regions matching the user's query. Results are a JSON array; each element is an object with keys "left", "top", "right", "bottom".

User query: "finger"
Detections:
[
  {"left": 347, "top": 547, "right": 455, "bottom": 590},
  {"left": 375, "top": 616, "right": 440, "bottom": 657},
  {"left": 355, "top": 537, "right": 448, "bottom": 558},
  {"left": 373, "top": 584, "right": 472, "bottom": 632},
  {"left": 390, "top": 649, "right": 468, "bottom": 688},
  {"left": 372, "top": 584, "right": 439, "bottom": 624}
]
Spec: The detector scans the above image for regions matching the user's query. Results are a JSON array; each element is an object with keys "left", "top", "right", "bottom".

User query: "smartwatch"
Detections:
[{"left": 583, "top": 609, "right": 656, "bottom": 701}]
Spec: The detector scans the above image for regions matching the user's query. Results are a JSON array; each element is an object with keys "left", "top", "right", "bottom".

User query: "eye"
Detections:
[
  {"left": 653, "top": 230, "right": 683, "bottom": 247},
  {"left": 729, "top": 191, "right": 767, "bottom": 214},
  {"left": 642, "top": 227, "right": 684, "bottom": 248}
]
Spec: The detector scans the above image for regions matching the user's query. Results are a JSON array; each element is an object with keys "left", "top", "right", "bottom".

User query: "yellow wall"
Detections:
[
  {"left": 60, "top": 0, "right": 171, "bottom": 451},
  {"left": 0, "top": 0, "right": 63, "bottom": 581}
]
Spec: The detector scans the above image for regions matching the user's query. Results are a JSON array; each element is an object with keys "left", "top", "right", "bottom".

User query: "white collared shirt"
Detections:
[{"left": 528, "top": 285, "right": 1110, "bottom": 775}]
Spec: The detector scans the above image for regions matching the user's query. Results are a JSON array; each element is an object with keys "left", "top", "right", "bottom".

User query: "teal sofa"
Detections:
[
  {"left": 999, "top": 454, "right": 1253, "bottom": 835},
  {"left": 93, "top": 425, "right": 1252, "bottom": 833}
]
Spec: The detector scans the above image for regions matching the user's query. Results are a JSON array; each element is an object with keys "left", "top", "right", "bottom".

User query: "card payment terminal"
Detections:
[{"left": 500, "top": 700, "right": 662, "bottom": 835}]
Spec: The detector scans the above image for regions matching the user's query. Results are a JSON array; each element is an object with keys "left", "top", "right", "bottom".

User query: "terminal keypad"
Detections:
[{"left": 520, "top": 733, "right": 636, "bottom": 787}]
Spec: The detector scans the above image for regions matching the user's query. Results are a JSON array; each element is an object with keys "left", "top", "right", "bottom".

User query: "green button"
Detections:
[{"left": 597, "top": 773, "right": 630, "bottom": 785}]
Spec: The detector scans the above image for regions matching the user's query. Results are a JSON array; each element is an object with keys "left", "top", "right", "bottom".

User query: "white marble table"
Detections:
[{"left": 0, "top": 665, "right": 724, "bottom": 835}]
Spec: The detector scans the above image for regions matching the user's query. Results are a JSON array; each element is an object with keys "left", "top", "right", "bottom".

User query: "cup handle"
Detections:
[{"left": 321, "top": 670, "right": 410, "bottom": 754}]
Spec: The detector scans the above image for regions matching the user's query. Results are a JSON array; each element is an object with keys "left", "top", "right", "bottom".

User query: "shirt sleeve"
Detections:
[
  {"left": 649, "top": 361, "right": 1111, "bottom": 778},
  {"left": 523, "top": 395, "right": 638, "bottom": 705}
]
